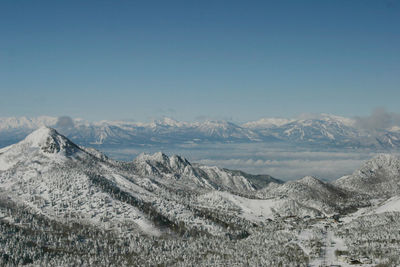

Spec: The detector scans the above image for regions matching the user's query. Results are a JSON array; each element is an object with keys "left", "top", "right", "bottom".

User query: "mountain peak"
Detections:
[
  {"left": 135, "top": 152, "right": 169, "bottom": 163},
  {"left": 298, "top": 176, "right": 323, "bottom": 185},
  {"left": 24, "top": 127, "right": 58, "bottom": 146},
  {"left": 359, "top": 153, "right": 400, "bottom": 173},
  {"left": 22, "top": 127, "right": 79, "bottom": 154},
  {"left": 134, "top": 152, "right": 191, "bottom": 168},
  {"left": 334, "top": 153, "right": 400, "bottom": 197},
  {"left": 0, "top": 127, "right": 81, "bottom": 171}
]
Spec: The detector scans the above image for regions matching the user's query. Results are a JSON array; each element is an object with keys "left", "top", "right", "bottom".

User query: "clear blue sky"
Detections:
[{"left": 1, "top": 0, "right": 399, "bottom": 122}]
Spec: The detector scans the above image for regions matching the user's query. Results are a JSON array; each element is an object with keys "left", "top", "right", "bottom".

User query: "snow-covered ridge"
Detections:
[
  {"left": 0, "top": 127, "right": 296, "bottom": 240},
  {"left": 0, "top": 116, "right": 57, "bottom": 130},
  {"left": 1, "top": 114, "right": 400, "bottom": 148},
  {"left": 335, "top": 154, "right": 400, "bottom": 197},
  {"left": 131, "top": 151, "right": 280, "bottom": 192},
  {"left": 243, "top": 117, "right": 295, "bottom": 128},
  {"left": 244, "top": 114, "right": 355, "bottom": 129},
  {"left": 2, "top": 127, "right": 400, "bottom": 266}
]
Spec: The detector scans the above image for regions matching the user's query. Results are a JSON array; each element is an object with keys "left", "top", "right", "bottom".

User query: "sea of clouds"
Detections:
[{"left": 104, "top": 142, "right": 391, "bottom": 181}]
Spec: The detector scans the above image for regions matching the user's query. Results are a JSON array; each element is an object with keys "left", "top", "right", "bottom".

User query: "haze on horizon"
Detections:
[{"left": 1, "top": 0, "right": 400, "bottom": 122}]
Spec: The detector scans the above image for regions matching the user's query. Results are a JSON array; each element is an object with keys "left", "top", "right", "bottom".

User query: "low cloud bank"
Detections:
[
  {"left": 197, "top": 157, "right": 371, "bottom": 181},
  {"left": 354, "top": 108, "right": 400, "bottom": 132},
  {"left": 106, "top": 143, "right": 385, "bottom": 181}
]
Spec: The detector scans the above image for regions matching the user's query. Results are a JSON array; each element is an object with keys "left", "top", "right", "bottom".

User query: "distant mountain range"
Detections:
[{"left": 1, "top": 114, "right": 400, "bottom": 149}]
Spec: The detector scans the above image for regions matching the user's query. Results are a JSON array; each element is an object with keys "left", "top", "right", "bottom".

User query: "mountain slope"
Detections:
[
  {"left": 2, "top": 128, "right": 400, "bottom": 266},
  {"left": 129, "top": 152, "right": 282, "bottom": 193},
  {"left": 334, "top": 154, "right": 400, "bottom": 198},
  {"left": 0, "top": 127, "right": 163, "bottom": 235},
  {"left": 0, "top": 127, "right": 283, "bottom": 240},
  {"left": 258, "top": 175, "right": 367, "bottom": 216}
]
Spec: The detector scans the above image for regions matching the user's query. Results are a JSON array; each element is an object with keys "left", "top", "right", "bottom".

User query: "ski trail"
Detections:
[{"left": 308, "top": 224, "right": 351, "bottom": 267}]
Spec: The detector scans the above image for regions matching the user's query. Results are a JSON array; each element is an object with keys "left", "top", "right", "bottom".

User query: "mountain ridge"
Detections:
[
  {"left": 1, "top": 114, "right": 400, "bottom": 149},
  {"left": 2, "top": 127, "right": 400, "bottom": 266},
  {"left": 334, "top": 153, "right": 400, "bottom": 198}
]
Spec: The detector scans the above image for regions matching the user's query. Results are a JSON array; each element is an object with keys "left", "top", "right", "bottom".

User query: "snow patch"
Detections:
[
  {"left": 374, "top": 196, "right": 400, "bottom": 214},
  {"left": 199, "top": 191, "right": 280, "bottom": 221}
]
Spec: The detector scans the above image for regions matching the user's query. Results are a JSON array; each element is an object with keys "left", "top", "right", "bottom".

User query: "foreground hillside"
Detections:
[{"left": 1, "top": 128, "right": 400, "bottom": 266}]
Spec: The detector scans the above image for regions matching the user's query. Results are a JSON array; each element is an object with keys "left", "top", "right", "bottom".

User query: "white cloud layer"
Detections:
[
  {"left": 197, "top": 157, "right": 370, "bottom": 181},
  {"left": 104, "top": 143, "right": 392, "bottom": 181}
]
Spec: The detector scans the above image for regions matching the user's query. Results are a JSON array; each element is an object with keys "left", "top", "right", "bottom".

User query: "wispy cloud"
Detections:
[
  {"left": 354, "top": 108, "right": 400, "bottom": 132},
  {"left": 55, "top": 116, "right": 75, "bottom": 128}
]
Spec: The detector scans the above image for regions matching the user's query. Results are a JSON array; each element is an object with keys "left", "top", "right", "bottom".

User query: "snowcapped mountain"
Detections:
[
  {"left": 243, "top": 117, "right": 295, "bottom": 128},
  {"left": 244, "top": 114, "right": 355, "bottom": 129},
  {"left": 0, "top": 116, "right": 58, "bottom": 131},
  {"left": 249, "top": 114, "right": 361, "bottom": 146},
  {"left": 192, "top": 120, "right": 261, "bottom": 141},
  {"left": 142, "top": 119, "right": 263, "bottom": 143},
  {"left": 2, "top": 128, "right": 400, "bottom": 266},
  {"left": 0, "top": 127, "right": 284, "bottom": 239},
  {"left": 375, "top": 131, "right": 400, "bottom": 148},
  {"left": 1, "top": 114, "right": 400, "bottom": 149},
  {"left": 279, "top": 117, "right": 357, "bottom": 142},
  {"left": 0, "top": 126, "right": 366, "bottom": 235},
  {"left": 130, "top": 152, "right": 281, "bottom": 192},
  {"left": 258, "top": 175, "right": 366, "bottom": 216},
  {"left": 244, "top": 114, "right": 400, "bottom": 149},
  {"left": 0, "top": 127, "right": 164, "bottom": 235},
  {"left": 0, "top": 128, "right": 357, "bottom": 228},
  {"left": 335, "top": 154, "right": 400, "bottom": 198}
]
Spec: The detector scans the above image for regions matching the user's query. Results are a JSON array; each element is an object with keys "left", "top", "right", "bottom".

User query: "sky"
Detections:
[{"left": 1, "top": 0, "right": 399, "bottom": 122}]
